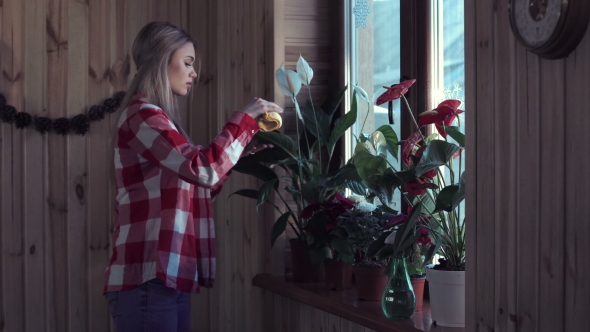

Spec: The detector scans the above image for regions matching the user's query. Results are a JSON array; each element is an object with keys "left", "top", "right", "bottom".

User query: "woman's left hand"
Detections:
[{"left": 241, "top": 140, "right": 274, "bottom": 157}]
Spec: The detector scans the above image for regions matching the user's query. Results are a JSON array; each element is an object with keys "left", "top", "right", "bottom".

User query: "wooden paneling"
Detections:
[
  {"left": 564, "top": 10, "right": 590, "bottom": 331},
  {"left": 466, "top": 0, "right": 589, "bottom": 331},
  {"left": 0, "top": 1, "right": 280, "bottom": 331}
]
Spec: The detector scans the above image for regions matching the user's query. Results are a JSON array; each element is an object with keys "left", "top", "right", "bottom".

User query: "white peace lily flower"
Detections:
[
  {"left": 354, "top": 85, "right": 369, "bottom": 103},
  {"left": 346, "top": 194, "right": 366, "bottom": 204},
  {"left": 356, "top": 202, "right": 377, "bottom": 212},
  {"left": 296, "top": 55, "right": 314, "bottom": 86},
  {"left": 276, "top": 64, "right": 302, "bottom": 97}
]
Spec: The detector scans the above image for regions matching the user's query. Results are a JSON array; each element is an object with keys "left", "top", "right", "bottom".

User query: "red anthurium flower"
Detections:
[
  {"left": 376, "top": 79, "right": 416, "bottom": 105},
  {"left": 419, "top": 227, "right": 429, "bottom": 235},
  {"left": 384, "top": 214, "right": 408, "bottom": 229},
  {"left": 414, "top": 145, "right": 437, "bottom": 179},
  {"left": 418, "top": 99, "right": 464, "bottom": 138},
  {"left": 404, "top": 180, "right": 429, "bottom": 196},
  {"left": 402, "top": 131, "right": 423, "bottom": 167}
]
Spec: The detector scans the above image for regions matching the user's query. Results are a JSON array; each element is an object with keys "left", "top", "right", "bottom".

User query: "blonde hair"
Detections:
[
  {"left": 115, "top": 21, "right": 201, "bottom": 138},
  {"left": 109, "top": 22, "right": 201, "bottom": 204}
]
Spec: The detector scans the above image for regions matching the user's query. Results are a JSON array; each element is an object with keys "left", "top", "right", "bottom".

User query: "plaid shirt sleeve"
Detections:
[{"left": 125, "top": 106, "right": 258, "bottom": 187}]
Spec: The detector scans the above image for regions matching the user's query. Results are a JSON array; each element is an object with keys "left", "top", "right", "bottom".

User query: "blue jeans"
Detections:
[{"left": 105, "top": 278, "right": 191, "bottom": 332}]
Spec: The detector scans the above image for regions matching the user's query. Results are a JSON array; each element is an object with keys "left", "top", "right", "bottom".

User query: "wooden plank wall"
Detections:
[
  {"left": 268, "top": 294, "right": 376, "bottom": 332},
  {"left": 465, "top": 0, "right": 590, "bottom": 331},
  {"left": 0, "top": 0, "right": 282, "bottom": 331}
]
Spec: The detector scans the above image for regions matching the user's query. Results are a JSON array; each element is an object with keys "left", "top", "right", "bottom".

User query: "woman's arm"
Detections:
[{"left": 124, "top": 107, "right": 258, "bottom": 188}]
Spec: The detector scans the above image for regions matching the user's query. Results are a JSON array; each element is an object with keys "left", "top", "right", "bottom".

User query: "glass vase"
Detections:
[{"left": 381, "top": 255, "right": 415, "bottom": 319}]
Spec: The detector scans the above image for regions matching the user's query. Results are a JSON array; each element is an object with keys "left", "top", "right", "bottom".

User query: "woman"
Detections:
[{"left": 103, "top": 22, "right": 282, "bottom": 331}]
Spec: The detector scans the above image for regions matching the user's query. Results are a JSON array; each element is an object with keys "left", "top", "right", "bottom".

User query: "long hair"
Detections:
[
  {"left": 109, "top": 22, "right": 201, "bottom": 210},
  {"left": 114, "top": 21, "right": 201, "bottom": 139}
]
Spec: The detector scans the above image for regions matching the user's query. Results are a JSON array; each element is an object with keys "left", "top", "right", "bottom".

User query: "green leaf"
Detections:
[
  {"left": 443, "top": 126, "right": 465, "bottom": 147},
  {"left": 393, "top": 202, "right": 422, "bottom": 255},
  {"left": 321, "top": 84, "right": 347, "bottom": 117},
  {"left": 354, "top": 150, "right": 387, "bottom": 181},
  {"left": 331, "top": 237, "right": 353, "bottom": 257},
  {"left": 422, "top": 232, "right": 442, "bottom": 267},
  {"left": 392, "top": 169, "right": 417, "bottom": 184},
  {"left": 452, "top": 171, "right": 466, "bottom": 208},
  {"left": 359, "top": 133, "right": 371, "bottom": 143},
  {"left": 414, "top": 193, "right": 436, "bottom": 214},
  {"left": 375, "top": 125, "right": 399, "bottom": 160},
  {"left": 232, "top": 156, "right": 278, "bottom": 182},
  {"left": 257, "top": 178, "right": 278, "bottom": 209},
  {"left": 424, "top": 133, "right": 439, "bottom": 144},
  {"left": 434, "top": 185, "right": 460, "bottom": 213},
  {"left": 415, "top": 140, "right": 462, "bottom": 177},
  {"left": 256, "top": 131, "right": 298, "bottom": 159},
  {"left": 328, "top": 94, "right": 358, "bottom": 156},
  {"left": 346, "top": 180, "right": 367, "bottom": 196},
  {"left": 304, "top": 100, "right": 330, "bottom": 143},
  {"left": 367, "top": 230, "right": 392, "bottom": 258},
  {"left": 371, "top": 130, "right": 387, "bottom": 157},
  {"left": 270, "top": 212, "right": 291, "bottom": 248},
  {"left": 377, "top": 245, "right": 394, "bottom": 261},
  {"left": 228, "top": 189, "right": 259, "bottom": 200},
  {"left": 326, "top": 163, "right": 363, "bottom": 188}
]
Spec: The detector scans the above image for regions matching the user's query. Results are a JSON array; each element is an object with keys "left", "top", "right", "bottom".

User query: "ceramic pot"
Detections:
[
  {"left": 289, "top": 239, "right": 325, "bottom": 282},
  {"left": 353, "top": 265, "right": 388, "bottom": 301},
  {"left": 410, "top": 277, "right": 426, "bottom": 311},
  {"left": 324, "top": 260, "right": 353, "bottom": 290},
  {"left": 425, "top": 267, "right": 465, "bottom": 327}
]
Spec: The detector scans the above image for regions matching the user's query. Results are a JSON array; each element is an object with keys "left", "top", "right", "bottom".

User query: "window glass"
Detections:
[
  {"left": 350, "top": 0, "right": 402, "bottom": 209},
  {"left": 433, "top": 0, "right": 465, "bottom": 220}
]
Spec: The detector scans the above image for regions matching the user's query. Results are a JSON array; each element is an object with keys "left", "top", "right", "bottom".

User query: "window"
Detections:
[
  {"left": 346, "top": 0, "right": 402, "bottom": 210},
  {"left": 345, "top": 0, "right": 465, "bottom": 215},
  {"left": 433, "top": 0, "right": 465, "bottom": 220}
]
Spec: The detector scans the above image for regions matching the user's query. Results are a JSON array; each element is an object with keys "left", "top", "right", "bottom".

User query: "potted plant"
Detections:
[
  {"left": 229, "top": 56, "right": 366, "bottom": 281},
  {"left": 350, "top": 79, "right": 465, "bottom": 323},
  {"left": 300, "top": 192, "right": 357, "bottom": 289},
  {"left": 406, "top": 228, "right": 433, "bottom": 312},
  {"left": 373, "top": 79, "right": 466, "bottom": 326},
  {"left": 343, "top": 197, "right": 392, "bottom": 301}
]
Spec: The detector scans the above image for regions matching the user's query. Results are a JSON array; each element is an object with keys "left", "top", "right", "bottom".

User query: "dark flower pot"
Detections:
[
  {"left": 353, "top": 265, "right": 388, "bottom": 301},
  {"left": 289, "top": 239, "right": 325, "bottom": 282},
  {"left": 324, "top": 259, "right": 353, "bottom": 290}
]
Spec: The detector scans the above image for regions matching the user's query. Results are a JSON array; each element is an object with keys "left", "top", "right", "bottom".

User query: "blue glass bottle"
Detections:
[{"left": 381, "top": 255, "right": 415, "bottom": 319}]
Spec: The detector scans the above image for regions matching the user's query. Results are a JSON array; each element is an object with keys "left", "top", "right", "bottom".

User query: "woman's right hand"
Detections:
[{"left": 241, "top": 98, "right": 283, "bottom": 119}]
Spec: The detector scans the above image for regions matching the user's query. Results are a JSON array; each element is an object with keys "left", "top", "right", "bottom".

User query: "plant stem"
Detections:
[
  {"left": 275, "top": 183, "right": 305, "bottom": 240},
  {"left": 401, "top": 95, "right": 425, "bottom": 141}
]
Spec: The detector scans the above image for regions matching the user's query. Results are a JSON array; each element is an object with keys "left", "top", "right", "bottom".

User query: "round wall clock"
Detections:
[{"left": 509, "top": 0, "right": 590, "bottom": 59}]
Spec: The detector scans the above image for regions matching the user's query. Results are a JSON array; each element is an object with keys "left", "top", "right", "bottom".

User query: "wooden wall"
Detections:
[
  {"left": 0, "top": 0, "right": 281, "bottom": 331},
  {"left": 268, "top": 294, "right": 375, "bottom": 332},
  {"left": 465, "top": 0, "right": 590, "bottom": 331}
]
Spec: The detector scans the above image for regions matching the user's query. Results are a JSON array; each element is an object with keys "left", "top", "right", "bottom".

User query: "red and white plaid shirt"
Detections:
[{"left": 104, "top": 97, "right": 258, "bottom": 294}]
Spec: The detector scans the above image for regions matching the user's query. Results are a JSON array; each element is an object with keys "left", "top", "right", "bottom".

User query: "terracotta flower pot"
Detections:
[
  {"left": 352, "top": 265, "right": 388, "bottom": 301},
  {"left": 324, "top": 260, "right": 353, "bottom": 290},
  {"left": 411, "top": 277, "right": 426, "bottom": 311},
  {"left": 289, "top": 239, "right": 325, "bottom": 282}
]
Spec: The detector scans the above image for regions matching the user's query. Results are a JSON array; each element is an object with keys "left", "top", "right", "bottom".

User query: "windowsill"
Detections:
[{"left": 252, "top": 273, "right": 465, "bottom": 332}]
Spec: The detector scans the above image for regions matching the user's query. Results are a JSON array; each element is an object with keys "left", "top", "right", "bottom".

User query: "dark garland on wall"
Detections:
[{"left": 0, "top": 91, "right": 127, "bottom": 136}]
